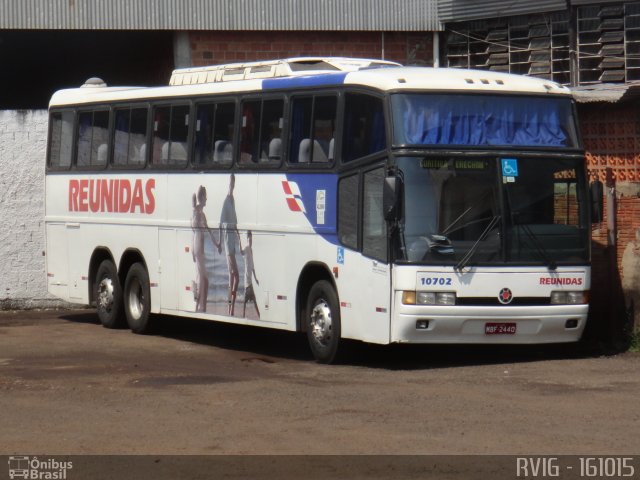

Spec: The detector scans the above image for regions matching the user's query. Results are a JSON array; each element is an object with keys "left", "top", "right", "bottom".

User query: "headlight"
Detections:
[
  {"left": 403, "top": 291, "right": 456, "bottom": 305},
  {"left": 550, "top": 291, "right": 589, "bottom": 305}
]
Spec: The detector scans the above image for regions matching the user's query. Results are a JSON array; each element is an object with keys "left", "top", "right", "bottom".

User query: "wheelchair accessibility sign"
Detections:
[{"left": 501, "top": 158, "right": 518, "bottom": 182}]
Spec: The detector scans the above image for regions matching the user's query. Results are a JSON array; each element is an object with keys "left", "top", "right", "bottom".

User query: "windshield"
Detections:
[
  {"left": 396, "top": 156, "right": 589, "bottom": 266},
  {"left": 391, "top": 93, "right": 580, "bottom": 149}
]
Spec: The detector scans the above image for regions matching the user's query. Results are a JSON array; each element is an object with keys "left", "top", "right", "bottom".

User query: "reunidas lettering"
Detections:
[
  {"left": 539, "top": 277, "right": 583, "bottom": 286},
  {"left": 68, "top": 179, "right": 156, "bottom": 214}
]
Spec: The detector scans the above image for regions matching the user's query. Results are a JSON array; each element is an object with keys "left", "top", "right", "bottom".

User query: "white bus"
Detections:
[{"left": 45, "top": 57, "right": 597, "bottom": 363}]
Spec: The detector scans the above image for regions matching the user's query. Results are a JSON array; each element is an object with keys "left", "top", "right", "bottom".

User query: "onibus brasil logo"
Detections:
[{"left": 8, "top": 456, "right": 72, "bottom": 479}]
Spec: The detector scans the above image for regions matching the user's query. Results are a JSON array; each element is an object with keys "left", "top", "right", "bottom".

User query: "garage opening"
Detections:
[{"left": 0, "top": 30, "right": 174, "bottom": 109}]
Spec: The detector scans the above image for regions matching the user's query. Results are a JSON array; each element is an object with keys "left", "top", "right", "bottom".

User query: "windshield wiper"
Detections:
[
  {"left": 454, "top": 215, "right": 501, "bottom": 271},
  {"left": 516, "top": 223, "right": 557, "bottom": 270}
]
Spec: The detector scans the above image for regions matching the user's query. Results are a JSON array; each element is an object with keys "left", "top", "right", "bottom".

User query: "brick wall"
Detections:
[
  {"left": 579, "top": 103, "right": 640, "bottom": 330},
  {"left": 0, "top": 110, "right": 68, "bottom": 309},
  {"left": 189, "top": 31, "right": 433, "bottom": 66}
]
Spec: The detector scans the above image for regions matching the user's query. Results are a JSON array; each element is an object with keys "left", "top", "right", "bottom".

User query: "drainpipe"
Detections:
[
  {"left": 433, "top": 31, "right": 440, "bottom": 68},
  {"left": 606, "top": 167, "right": 619, "bottom": 346}
]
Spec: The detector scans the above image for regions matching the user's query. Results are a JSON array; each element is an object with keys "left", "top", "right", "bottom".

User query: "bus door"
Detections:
[{"left": 337, "top": 166, "right": 392, "bottom": 344}]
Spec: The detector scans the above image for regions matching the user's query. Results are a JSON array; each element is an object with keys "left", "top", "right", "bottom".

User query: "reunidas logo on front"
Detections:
[{"left": 8, "top": 456, "right": 73, "bottom": 479}]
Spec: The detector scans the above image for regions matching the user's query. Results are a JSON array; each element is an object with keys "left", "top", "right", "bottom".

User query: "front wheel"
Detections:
[
  {"left": 306, "top": 280, "right": 342, "bottom": 364},
  {"left": 124, "top": 263, "right": 153, "bottom": 334}
]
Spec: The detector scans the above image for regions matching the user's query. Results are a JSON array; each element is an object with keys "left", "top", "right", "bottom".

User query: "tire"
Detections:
[
  {"left": 95, "top": 259, "right": 125, "bottom": 328},
  {"left": 123, "top": 262, "right": 153, "bottom": 334},
  {"left": 306, "top": 280, "right": 342, "bottom": 364}
]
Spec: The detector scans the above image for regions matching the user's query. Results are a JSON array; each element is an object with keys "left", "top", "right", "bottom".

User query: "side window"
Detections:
[
  {"left": 362, "top": 167, "right": 387, "bottom": 261},
  {"left": 194, "top": 102, "right": 236, "bottom": 166},
  {"left": 239, "top": 98, "right": 284, "bottom": 165},
  {"left": 260, "top": 99, "right": 284, "bottom": 163},
  {"left": 289, "top": 95, "right": 337, "bottom": 164},
  {"left": 76, "top": 112, "right": 92, "bottom": 167},
  {"left": 76, "top": 110, "right": 109, "bottom": 168},
  {"left": 152, "top": 104, "right": 189, "bottom": 167},
  {"left": 48, "top": 111, "right": 74, "bottom": 168},
  {"left": 338, "top": 174, "right": 359, "bottom": 250},
  {"left": 113, "top": 107, "right": 149, "bottom": 167},
  {"left": 343, "top": 93, "right": 386, "bottom": 163},
  {"left": 554, "top": 178, "right": 579, "bottom": 226}
]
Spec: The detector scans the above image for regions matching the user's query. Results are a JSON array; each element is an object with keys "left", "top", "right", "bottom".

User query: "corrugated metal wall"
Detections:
[
  {"left": 438, "top": 0, "right": 567, "bottom": 22},
  {"left": 0, "top": 0, "right": 441, "bottom": 31}
]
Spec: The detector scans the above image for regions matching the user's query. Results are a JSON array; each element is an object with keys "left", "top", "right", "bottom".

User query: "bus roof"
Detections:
[{"left": 49, "top": 59, "right": 571, "bottom": 108}]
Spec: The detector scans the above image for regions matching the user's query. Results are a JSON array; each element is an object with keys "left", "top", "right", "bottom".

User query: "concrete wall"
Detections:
[{"left": 0, "top": 110, "right": 67, "bottom": 309}]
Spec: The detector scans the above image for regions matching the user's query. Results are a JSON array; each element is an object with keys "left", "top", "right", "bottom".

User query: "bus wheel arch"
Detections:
[
  {"left": 296, "top": 262, "right": 337, "bottom": 333},
  {"left": 89, "top": 247, "right": 115, "bottom": 305},
  {"left": 296, "top": 263, "right": 342, "bottom": 363},
  {"left": 118, "top": 249, "right": 148, "bottom": 288}
]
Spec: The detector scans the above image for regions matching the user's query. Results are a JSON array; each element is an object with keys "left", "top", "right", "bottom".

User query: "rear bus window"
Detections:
[{"left": 48, "top": 111, "right": 74, "bottom": 168}]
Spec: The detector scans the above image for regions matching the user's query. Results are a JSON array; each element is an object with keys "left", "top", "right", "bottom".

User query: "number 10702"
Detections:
[{"left": 420, "top": 277, "right": 452, "bottom": 286}]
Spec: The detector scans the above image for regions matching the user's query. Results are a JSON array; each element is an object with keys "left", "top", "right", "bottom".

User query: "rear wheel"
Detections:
[
  {"left": 306, "top": 280, "right": 342, "bottom": 364},
  {"left": 95, "top": 259, "right": 125, "bottom": 328},
  {"left": 124, "top": 263, "right": 152, "bottom": 334}
]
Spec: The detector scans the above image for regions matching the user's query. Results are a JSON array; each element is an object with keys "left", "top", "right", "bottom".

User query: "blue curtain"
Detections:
[{"left": 394, "top": 95, "right": 575, "bottom": 148}]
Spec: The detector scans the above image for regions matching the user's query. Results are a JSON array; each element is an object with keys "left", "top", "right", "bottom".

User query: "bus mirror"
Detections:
[
  {"left": 383, "top": 176, "right": 401, "bottom": 221},
  {"left": 590, "top": 180, "right": 603, "bottom": 224}
]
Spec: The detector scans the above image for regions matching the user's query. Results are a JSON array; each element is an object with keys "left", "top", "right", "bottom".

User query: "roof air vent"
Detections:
[{"left": 81, "top": 77, "right": 107, "bottom": 88}]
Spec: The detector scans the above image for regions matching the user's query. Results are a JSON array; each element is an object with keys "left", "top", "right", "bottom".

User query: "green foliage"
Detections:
[{"left": 629, "top": 329, "right": 640, "bottom": 353}]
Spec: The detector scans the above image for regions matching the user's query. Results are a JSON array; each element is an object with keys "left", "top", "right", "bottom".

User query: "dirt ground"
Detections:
[{"left": 0, "top": 309, "right": 639, "bottom": 458}]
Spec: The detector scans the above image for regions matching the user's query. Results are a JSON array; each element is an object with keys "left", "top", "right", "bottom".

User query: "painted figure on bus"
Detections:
[
  {"left": 191, "top": 185, "right": 220, "bottom": 313},
  {"left": 218, "top": 174, "right": 242, "bottom": 316},
  {"left": 242, "top": 230, "right": 260, "bottom": 319}
]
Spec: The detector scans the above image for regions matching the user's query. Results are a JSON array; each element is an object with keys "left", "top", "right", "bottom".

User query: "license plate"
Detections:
[{"left": 485, "top": 322, "right": 517, "bottom": 335}]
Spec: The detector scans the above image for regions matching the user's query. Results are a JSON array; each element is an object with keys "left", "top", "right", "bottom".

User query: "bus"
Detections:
[{"left": 45, "top": 57, "right": 598, "bottom": 363}]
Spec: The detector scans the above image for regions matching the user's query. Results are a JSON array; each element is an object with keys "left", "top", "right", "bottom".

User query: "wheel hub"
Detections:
[
  {"left": 97, "top": 278, "right": 114, "bottom": 313},
  {"left": 310, "top": 300, "right": 332, "bottom": 346},
  {"left": 128, "top": 278, "right": 144, "bottom": 321}
]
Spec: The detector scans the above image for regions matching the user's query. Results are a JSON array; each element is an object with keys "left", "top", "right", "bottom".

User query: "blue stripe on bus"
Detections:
[
  {"left": 285, "top": 173, "right": 339, "bottom": 246},
  {"left": 262, "top": 73, "right": 348, "bottom": 90}
]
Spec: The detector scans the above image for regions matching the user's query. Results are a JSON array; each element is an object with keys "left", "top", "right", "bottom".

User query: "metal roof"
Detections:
[
  {"left": 0, "top": 0, "right": 441, "bottom": 31},
  {"left": 438, "top": 0, "right": 567, "bottom": 23},
  {"left": 572, "top": 82, "right": 640, "bottom": 103},
  {"left": 438, "top": 0, "right": 632, "bottom": 23}
]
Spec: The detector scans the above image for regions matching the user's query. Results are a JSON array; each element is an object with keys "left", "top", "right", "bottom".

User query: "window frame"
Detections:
[
  {"left": 191, "top": 96, "right": 238, "bottom": 170},
  {"left": 236, "top": 94, "right": 286, "bottom": 170},
  {"left": 74, "top": 107, "right": 111, "bottom": 171},
  {"left": 338, "top": 172, "right": 361, "bottom": 251},
  {"left": 287, "top": 92, "right": 340, "bottom": 169},
  {"left": 148, "top": 101, "right": 193, "bottom": 170},
  {"left": 340, "top": 89, "right": 388, "bottom": 167},
  {"left": 46, "top": 108, "right": 76, "bottom": 171},
  {"left": 361, "top": 164, "right": 389, "bottom": 263},
  {"left": 110, "top": 102, "right": 152, "bottom": 171}
]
